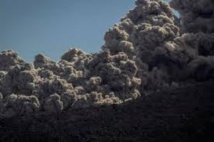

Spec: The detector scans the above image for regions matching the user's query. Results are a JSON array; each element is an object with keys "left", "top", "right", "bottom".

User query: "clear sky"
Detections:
[{"left": 0, "top": 0, "right": 171, "bottom": 62}]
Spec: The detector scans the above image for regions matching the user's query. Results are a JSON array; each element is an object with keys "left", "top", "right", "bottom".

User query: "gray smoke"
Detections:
[
  {"left": 170, "top": 0, "right": 214, "bottom": 33},
  {"left": 0, "top": 0, "right": 214, "bottom": 118}
]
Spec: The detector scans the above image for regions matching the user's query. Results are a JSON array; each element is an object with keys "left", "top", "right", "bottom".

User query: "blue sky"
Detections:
[{"left": 0, "top": 0, "right": 171, "bottom": 62}]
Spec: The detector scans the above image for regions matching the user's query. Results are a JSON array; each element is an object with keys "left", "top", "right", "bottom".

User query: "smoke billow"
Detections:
[
  {"left": 170, "top": 0, "right": 214, "bottom": 33},
  {"left": 0, "top": 0, "right": 214, "bottom": 118}
]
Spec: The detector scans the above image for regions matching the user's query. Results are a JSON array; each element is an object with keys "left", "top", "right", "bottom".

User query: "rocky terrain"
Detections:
[{"left": 0, "top": 82, "right": 214, "bottom": 142}]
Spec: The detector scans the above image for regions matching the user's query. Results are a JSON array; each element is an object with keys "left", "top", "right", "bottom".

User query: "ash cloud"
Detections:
[
  {"left": 170, "top": 0, "right": 214, "bottom": 33},
  {"left": 0, "top": 0, "right": 214, "bottom": 118}
]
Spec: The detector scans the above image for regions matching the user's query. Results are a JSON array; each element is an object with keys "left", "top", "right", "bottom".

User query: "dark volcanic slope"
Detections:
[{"left": 0, "top": 82, "right": 214, "bottom": 142}]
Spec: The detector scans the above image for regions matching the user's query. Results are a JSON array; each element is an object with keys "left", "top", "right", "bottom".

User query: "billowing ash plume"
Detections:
[
  {"left": 169, "top": 0, "right": 214, "bottom": 81},
  {"left": 170, "top": 0, "right": 214, "bottom": 33},
  {"left": 0, "top": 0, "right": 214, "bottom": 118},
  {"left": 103, "top": 0, "right": 181, "bottom": 92}
]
